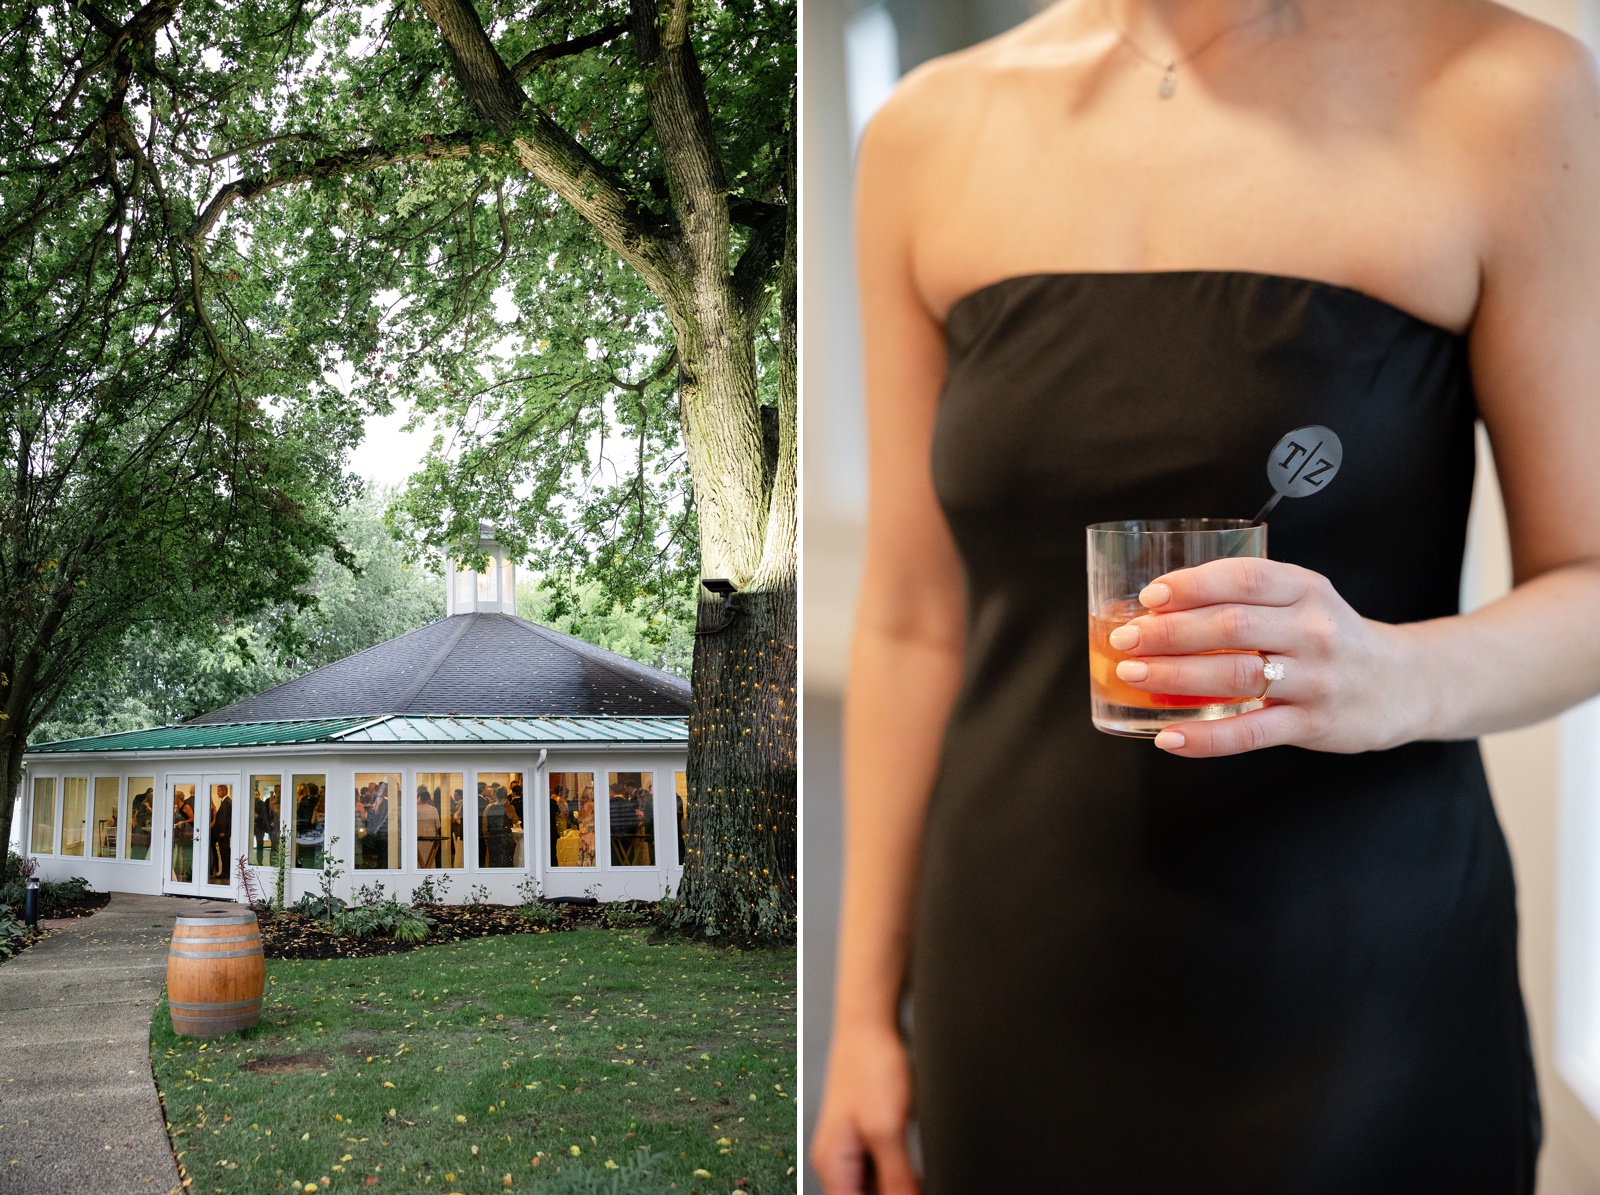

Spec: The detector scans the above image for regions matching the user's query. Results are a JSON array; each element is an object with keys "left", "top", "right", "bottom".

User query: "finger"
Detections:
[
  {"left": 1110, "top": 604, "right": 1298, "bottom": 656},
  {"left": 1115, "top": 651, "right": 1285, "bottom": 699},
  {"left": 812, "top": 1126, "right": 870, "bottom": 1195},
  {"left": 1151, "top": 704, "right": 1313, "bottom": 757},
  {"left": 863, "top": 1130, "right": 922, "bottom": 1195},
  {"left": 1139, "top": 557, "right": 1322, "bottom": 613}
]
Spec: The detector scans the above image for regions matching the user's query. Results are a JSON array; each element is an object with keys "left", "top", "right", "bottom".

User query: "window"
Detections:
[
  {"left": 250, "top": 776, "right": 282, "bottom": 866},
  {"left": 92, "top": 776, "right": 120, "bottom": 859},
  {"left": 171, "top": 782, "right": 197, "bottom": 883},
  {"left": 30, "top": 777, "right": 55, "bottom": 855},
  {"left": 548, "top": 771, "right": 595, "bottom": 867},
  {"left": 127, "top": 777, "right": 155, "bottom": 861},
  {"left": 207, "top": 782, "right": 235, "bottom": 886},
  {"left": 477, "top": 772, "right": 525, "bottom": 868},
  {"left": 415, "top": 772, "right": 465, "bottom": 869},
  {"left": 354, "top": 773, "right": 402, "bottom": 870},
  {"left": 60, "top": 777, "right": 88, "bottom": 858},
  {"left": 675, "top": 771, "right": 688, "bottom": 867},
  {"left": 454, "top": 566, "right": 474, "bottom": 608},
  {"left": 477, "top": 557, "right": 498, "bottom": 601},
  {"left": 291, "top": 774, "right": 326, "bottom": 869},
  {"left": 609, "top": 772, "right": 655, "bottom": 866}
]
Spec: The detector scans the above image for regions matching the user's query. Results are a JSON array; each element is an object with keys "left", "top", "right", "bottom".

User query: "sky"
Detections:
[{"left": 347, "top": 402, "right": 434, "bottom": 493}]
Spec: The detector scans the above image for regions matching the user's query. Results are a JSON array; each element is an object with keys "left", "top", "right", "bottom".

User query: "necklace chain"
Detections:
[{"left": 1101, "top": 0, "right": 1292, "bottom": 99}]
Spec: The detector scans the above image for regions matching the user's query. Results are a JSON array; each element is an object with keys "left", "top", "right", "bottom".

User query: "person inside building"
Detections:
[
  {"left": 448, "top": 786, "right": 465, "bottom": 867},
  {"left": 171, "top": 789, "right": 194, "bottom": 882},
  {"left": 253, "top": 782, "right": 278, "bottom": 865},
  {"left": 416, "top": 782, "right": 442, "bottom": 868},
  {"left": 363, "top": 780, "right": 391, "bottom": 868},
  {"left": 129, "top": 784, "right": 154, "bottom": 859},
  {"left": 209, "top": 784, "right": 232, "bottom": 884},
  {"left": 481, "top": 782, "right": 521, "bottom": 868}
]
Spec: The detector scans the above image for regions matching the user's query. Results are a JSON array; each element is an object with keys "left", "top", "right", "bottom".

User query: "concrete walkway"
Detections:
[{"left": 0, "top": 892, "right": 236, "bottom": 1195}]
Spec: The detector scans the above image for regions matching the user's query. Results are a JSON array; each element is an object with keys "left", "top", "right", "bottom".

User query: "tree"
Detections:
[
  {"left": 3, "top": 0, "right": 796, "bottom": 939},
  {"left": 517, "top": 572, "right": 693, "bottom": 679},
  {"left": 30, "top": 488, "right": 447, "bottom": 744},
  {"left": 388, "top": 0, "right": 797, "bottom": 942}
]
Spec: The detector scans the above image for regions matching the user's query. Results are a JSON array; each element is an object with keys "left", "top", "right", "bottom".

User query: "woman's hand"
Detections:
[
  {"left": 1109, "top": 557, "right": 1425, "bottom": 757},
  {"left": 810, "top": 1026, "right": 919, "bottom": 1195}
]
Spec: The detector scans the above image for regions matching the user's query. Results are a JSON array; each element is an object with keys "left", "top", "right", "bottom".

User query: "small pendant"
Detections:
[{"left": 1159, "top": 61, "right": 1177, "bottom": 99}]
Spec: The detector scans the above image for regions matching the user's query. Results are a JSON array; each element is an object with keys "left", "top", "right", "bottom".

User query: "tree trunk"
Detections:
[
  {"left": 668, "top": 184, "right": 797, "bottom": 943},
  {"left": 673, "top": 582, "right": 796, "bottom": 941},
  {"left": 410, "top": 0, "right": 798, "bottom": 941},
  {"left": 0, "top": 724, "right": 25, "bottom": 879}
]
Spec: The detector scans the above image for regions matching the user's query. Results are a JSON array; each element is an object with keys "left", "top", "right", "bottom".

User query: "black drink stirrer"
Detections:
[{"left": 1252, "top": 425, "right": 1344, "bottom": 524}]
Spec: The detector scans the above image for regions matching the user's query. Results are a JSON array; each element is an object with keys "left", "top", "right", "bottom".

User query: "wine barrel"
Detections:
[{"left": 166, "top": 909, "right": 265, "bottom": 1037}]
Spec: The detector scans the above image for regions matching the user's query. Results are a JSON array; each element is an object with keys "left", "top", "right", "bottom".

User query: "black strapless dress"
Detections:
[{"left": 912, "top": 272, "right": 1539, "bottom": 1193}]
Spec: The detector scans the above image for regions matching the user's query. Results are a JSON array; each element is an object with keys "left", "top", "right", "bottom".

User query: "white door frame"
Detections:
[{"left": 162, "top": 772, "right": 240, "bottom": 898}]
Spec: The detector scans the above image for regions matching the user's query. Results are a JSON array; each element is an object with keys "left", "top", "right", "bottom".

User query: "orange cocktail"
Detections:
[
  {"left": 1088, "top": 598, "right": 1242, "bottom": 709},
  {"left": 1086, "top": 519, "right": 1267, "bottom": 737}
]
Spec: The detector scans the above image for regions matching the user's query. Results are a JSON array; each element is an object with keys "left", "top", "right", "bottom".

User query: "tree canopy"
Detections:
[{"left": 2, "top": 0, "right": 795, "bottom": 938}]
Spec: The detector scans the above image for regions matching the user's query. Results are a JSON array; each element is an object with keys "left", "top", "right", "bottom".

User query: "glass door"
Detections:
[
  {"left": 201, "top": 775, "right": 239, "bottom": 891},
  {"left": 164, "top": 773, "right": 240, "bottom": 896},
  {"left": 166, "top": 776, "right": 199, "bottom": 890}
]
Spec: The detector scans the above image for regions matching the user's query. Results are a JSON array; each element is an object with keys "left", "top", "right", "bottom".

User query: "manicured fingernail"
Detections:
[
  {"left": 1154, "top": 729, "right": 1186, "bottom": 751},
  {"left": 1108, "top": 624, "right": 1139, "bottom": 650},
  {"left": 1140, "top": 582, "right": 1172, "bottom": 608},
  {"left": 1115, "top": 659, "right": 1149, "bottom": 682}
]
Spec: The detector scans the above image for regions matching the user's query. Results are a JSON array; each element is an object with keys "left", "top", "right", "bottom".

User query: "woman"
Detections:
[
  {"left": 171, "top": 791, "right": 193, "bottom": 883},
  {"left": 812, "top": 2, "right": 1600, "bottom": 1192},
  {"left": 482, "top": 785, "right": 520, "bottom": 869}
]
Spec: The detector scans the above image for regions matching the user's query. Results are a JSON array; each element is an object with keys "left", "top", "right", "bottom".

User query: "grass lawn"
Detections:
[{"left": 150, "top": 928, "right": 796, "bottom": 1195}]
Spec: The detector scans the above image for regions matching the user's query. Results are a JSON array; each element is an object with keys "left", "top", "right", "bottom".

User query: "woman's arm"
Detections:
[
  {"left": 811, "top": 79, "right": 968, "bottom": 1195},
  {"left": 1112, "top": 31, "right": 1600, "bottom": 758}
]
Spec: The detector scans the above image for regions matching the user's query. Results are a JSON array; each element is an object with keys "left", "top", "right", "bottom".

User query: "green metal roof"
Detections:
[{"left": 24, "top": 715, "right": 689, "bottom": 755}]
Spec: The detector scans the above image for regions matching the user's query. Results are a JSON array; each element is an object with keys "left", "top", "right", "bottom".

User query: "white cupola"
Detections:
[{"left": 445, "top": 522, "right": 517, "bottom": 617}]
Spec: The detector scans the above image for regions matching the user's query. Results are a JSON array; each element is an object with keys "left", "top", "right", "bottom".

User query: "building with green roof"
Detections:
[{"left": 19, "top": 544, "right": 690, "bottom": 905}]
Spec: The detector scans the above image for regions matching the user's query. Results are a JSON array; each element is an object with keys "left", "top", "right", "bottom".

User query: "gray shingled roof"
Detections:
[{"left": 187, "top": 613, "right": 691, "bottom": 724}]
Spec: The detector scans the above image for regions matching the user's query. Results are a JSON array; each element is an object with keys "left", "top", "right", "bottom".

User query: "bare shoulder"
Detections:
[
  {"left": 857, "top": 10, "right": 1077, "bottom": 186},
  {"left": 1430, "top": 2, "right": 1600, "bottom": 163}
]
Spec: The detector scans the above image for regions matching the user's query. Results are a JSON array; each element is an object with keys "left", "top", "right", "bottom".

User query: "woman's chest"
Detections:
[{"left": 913, "top": 101, "right": 1482, "bottom": 334}]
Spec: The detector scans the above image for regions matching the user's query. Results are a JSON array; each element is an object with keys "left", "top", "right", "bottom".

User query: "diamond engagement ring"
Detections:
[{"left": 1256, "top": 653, "right": 1285, "bottom": 701}]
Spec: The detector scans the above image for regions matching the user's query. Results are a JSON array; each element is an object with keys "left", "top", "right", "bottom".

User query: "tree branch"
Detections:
[
  {"left": 509, "top": 20, "right": 628, "bottom": 80},
  {"left": 186, "top": 133, "right": 484, "bottom": 242},
  {"left": 416, "top": 0, "right": 680, "bottom": 294},
  {"left": 628, "top": 0, "right": 730, "bottom": 280},
  {"left": 730, "top": 201, "right": 786, "bottom": 328}
]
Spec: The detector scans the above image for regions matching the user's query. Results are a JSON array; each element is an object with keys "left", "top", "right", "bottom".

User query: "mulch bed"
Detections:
[
  {"left": 257, "top": 902, "right": 631, "bottom": 961},
  {"left": 36, "top": 891, "right": 112, "bottom": 919}
]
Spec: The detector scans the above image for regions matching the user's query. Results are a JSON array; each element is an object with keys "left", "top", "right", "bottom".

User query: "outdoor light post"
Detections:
[{"left": 23, "top": 876, "right": 39, "bottom": 928}]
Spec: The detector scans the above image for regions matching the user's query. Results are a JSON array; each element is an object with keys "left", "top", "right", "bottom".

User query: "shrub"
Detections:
[
  {"left": 515, "top": 877, "right": 562, "bottom": 928},
  {"left": 601, "top": 902, "right": 653, "bottom": 929},
  {"left": 350, "top": 881, "right": 388, "bottom": 905},
  {"left": 4, "top": 851, "right": 37, "bottom": 883},
  {"left": 518, "top": 901, "right": 562, "bottom": 928},
  {"left": 1, "top": 870, "right": 95, "bottom": 918},
  {"left": 409, "top": 873, "right": 452, "bottom": 906},
  {"left": 332, "top": 898, "right": 432, "bottom": 942},
  {"left": 292, "top": 892, "right": 347, "bottom": 922},
  {"left": 39, "top": 876, "right": 94, "bottom": 915},
  {"left": 0, "top": 908, "right": 31, "bottom": 958}
]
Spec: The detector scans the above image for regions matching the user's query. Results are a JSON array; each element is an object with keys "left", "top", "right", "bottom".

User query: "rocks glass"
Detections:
[{"left": 1087, "top": 518, "right": 1267, "bottom": 736}]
